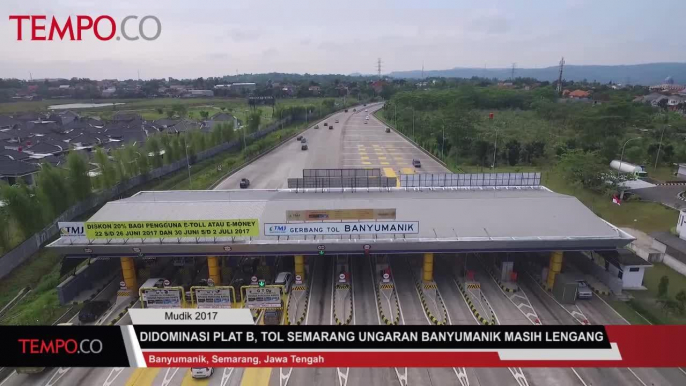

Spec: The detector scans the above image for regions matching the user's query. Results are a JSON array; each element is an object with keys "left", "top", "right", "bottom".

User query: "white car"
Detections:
[
  {"left": 365, "top": 116, "right": 369, "bottom": 120},
  {"left": 365, "top": 109, "right": 368, "bottom": 112},
  {"left": 191, "top": 367, "right": 214, "bottom": 379},
  {"left": 274, "top": 272, "right": 293, "bottom": 294}
]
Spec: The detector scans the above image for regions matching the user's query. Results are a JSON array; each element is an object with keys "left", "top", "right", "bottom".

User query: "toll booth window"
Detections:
[{"left": 629, "top": 267, "right": 640, "bottom": 272}]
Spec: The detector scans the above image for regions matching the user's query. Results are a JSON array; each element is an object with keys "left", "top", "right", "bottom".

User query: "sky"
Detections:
[{"left": 1, "top": 0, "right": 685, "bottom": 80}]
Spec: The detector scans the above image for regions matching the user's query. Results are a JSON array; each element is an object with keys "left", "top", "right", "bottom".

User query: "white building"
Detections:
[{"left": 588, "top": 249, "right": 652, "bottom": 289}]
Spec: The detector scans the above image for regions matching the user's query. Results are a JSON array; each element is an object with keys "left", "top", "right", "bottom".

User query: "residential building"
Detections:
[
  {"left": 0, "top": 158, "right": 39, "bottom": 185},
  {"left": 308, "top": 85, "right": 321, "bottom": 95},
  {"left": 591, "top": 249, "right": 652, "bottom": 289},
  {"left": 188, "top": 90, "right": 214, "bottom": 97},
  {"left": 568, "top": 89, "right": 591, "bottom": 99}
]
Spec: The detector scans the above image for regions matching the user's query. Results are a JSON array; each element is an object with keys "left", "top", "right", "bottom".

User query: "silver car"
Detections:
[{"left": 576, "top": 280, "right": 593, "bottom": 299}]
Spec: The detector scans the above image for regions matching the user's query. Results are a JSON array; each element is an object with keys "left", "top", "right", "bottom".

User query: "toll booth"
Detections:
[
  {"left": 264, "top": 309, "right": 283, "bottom": 325},
  {"left": 336, "top": 255, "right": 350, "bottom": 284}
]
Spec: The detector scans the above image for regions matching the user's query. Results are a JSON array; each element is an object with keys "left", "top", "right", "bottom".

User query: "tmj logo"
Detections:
[{"left": 269, "top": 225, "right": 287, "bottom": 233}]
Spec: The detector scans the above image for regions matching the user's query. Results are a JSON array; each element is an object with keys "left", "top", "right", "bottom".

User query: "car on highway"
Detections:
[
  {"left": 345, "top": 109, "right": 348, "bottom": 112},
  {"left": 240, "top": 178, "right": 250, "bottom": 188},
  {"left": 296, "top": 135, "right": 303, "bottom": 141},
  {"left": 412, "top": 159, "right": 422, "bottom": 168},
  {"left": 365, "top": 108, "right": 368, "bottom": 112},
  {"left": 301, "top": 143, "right": 308, "bottom": 150},
  {"left": 385, "top": 127, "right": 391, "bottom": 133},
  {"left": 274, "top": 272, "right": 294, "bottom": 294},
  {"left": 78, "top": 300, "right": 111, "bottom": 323},
  {"left": 364, "top": 121, "right": 368, "bottom": 124},
  {"left": 324, "top": 122, "right": 328, "bottom": 126},
  {"left": 191, "top": 367, "right": 214, "bottom": 379},
  {"left": 301, "top": 137, "right": 307, "bottom": 143},
  {"left": 576, "top": 280, "right": 593, "bottom": 299},
  {"left": 365, "top": 116, "right": 369, "bottom": 120},
  {"left": 335, "top": 119, "right": 339, "bottom": 123},
  {"left": 329, "top": 125, "right": 334, "bottom": 130},
  {"left": 353, "top": 108, "right": 356, "bottom": 112},
  {"left": 314, "top": 124, "right": 319, "bottom": 129}
]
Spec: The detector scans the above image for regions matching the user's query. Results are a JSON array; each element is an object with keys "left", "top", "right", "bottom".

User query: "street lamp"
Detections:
[
  {"left": 654, "top": 125, "right": 670, "bottom": 169},
  {"left": 492, "top": 127, "right": 500, "bottom": 169},
  {"left": 618, "top": 137, "right": 642, "bottom": 178}
]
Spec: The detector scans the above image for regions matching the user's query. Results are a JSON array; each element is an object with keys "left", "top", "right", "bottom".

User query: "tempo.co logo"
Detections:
[
  {"left": 18, "top": 339, "right": 103, "bottom": 354},
  {"left": 8, "top": 15, "right": 161, "bottom": 41}
]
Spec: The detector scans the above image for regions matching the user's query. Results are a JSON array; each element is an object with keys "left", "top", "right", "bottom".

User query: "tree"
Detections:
[
  {"left": 247, "top": 110, "right": 262, "bottom": 133},
  {"left": 93, "top": 148, "right": 117, "bottom": 189},
  {"left": 676, "top": 290, "right": 686, "bottom": 314},
  {"left": 200, "top": 110, "right": 210, "bottom": 120},
  {"left": 146, "top": 136, "right": 163, "bottom": 168},
  {"left": 658, "top": 275, "right": 670, "bottom": 298},
  {"left": 66, "top": 151, "right": 92, "bottom": 201},
  {"left": 0, "top": 181, "right": 45, "bottom": 238},
  {"left": 557, "top": 149, "right": 608, "bottom": 192},
  {"left": 156, "top": 108, "right": 163, "bottom": 115},
  {"left": 220, "top": 122, "right": 235, "bottom": 143},
  {"left": 35, "top": 163, "right": 73, "bottom": 218},
  {"left": 166, "top": 109, "right": 174, "bottom": 119},
  {"left": 505, "top": 139, "right": 521, "bottom": 166},
  {"left": 171, "top": 103, "right": 188, "bottom": 118}
]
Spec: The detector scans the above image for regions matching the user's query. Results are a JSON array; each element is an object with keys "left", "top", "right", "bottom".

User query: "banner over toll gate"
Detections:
[{"left": 84, "top": 219, "right": 259, "bottom": 239}]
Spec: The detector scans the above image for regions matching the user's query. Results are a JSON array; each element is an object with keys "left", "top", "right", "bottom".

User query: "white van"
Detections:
[
  {"left": 274, "top": 272, "right": 293, "bottom": 294},
  {"left": 191, "top": 367, "right": 214, "bottom": 379}
]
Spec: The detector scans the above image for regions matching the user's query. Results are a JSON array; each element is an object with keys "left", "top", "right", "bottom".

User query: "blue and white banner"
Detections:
[{"left": 264, "top": 221, "right": 419, "bottom": 236}]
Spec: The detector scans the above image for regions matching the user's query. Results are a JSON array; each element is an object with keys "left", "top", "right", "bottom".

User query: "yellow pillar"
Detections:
[
  {"left": 422, "top": 253, "right": 434, "bottom": 282},
  {"left": 546, "top": 251, "right": 563, "bottom": 290},
  {"left": 294, "top": 255, "right": 305, "bottom": 281},
  {"left": 120, "top": 257, "right": 137, "bottom": 290},
  {"left": 207, "top": 256, "right": 221, "bottom": 285}
]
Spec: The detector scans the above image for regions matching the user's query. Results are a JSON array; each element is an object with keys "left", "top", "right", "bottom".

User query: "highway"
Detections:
[{"left": 5, "top": 104, "right": 686, "bottom": 386}]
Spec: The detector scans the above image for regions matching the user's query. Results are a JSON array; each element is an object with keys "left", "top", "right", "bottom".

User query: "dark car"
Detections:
[
  {"left": 329, "top": 125, "right": 334, "bottom": 130},
  {"left": 353, "top": 108, "right": 356, "bottom": 112},
  {"left": 301, "top": 137, "right": 307, "bottom": 143},
  {"left": 78, "top": 300, "right": 111, "bottom": 323},
  {"left": 385, "top": 127, "right": 391, "bottom": 133},
  {"left": 412, "top": 159, "right": 421, "bottom": 168},
  {"left": 324, "top": 122, "right": 328, "bottom": 126},
  {"left": 240, "top": 178, "right": 250, "bottom": 188},
  {"left": 296, "top": 135, "right": 303, "bottom": 141},
  {"left": 345, "top": 109, "right": 348, "bottom": 112},
  {"left": 301, "top": 143, "right": 308, "bottom": 150}
]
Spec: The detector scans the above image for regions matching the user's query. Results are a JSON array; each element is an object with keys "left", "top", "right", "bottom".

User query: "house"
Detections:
[
  {"left": 568, "top": 90, "right": 591, "bottom": 99},
  {"left": 23, "top": 141, "right": 64, "bottom": 156},
  {"left": 0, "top": 147, "right": 31, "bottom": 161},
  {"left": 308, "top": 85, "right": 321, "bottom": 95},
  {"left": 101, "top": 87, "right": 116, "bottom": 97},
  {"left": 0, "top": 158, "right": 40, "bottom": 185},
  {"left": 169, "top": 120, "right": 201, "bottom": 133},
  {"left": 57, "top": 110, "right": 79, "bottom": 125},
  {"left": 25, "top": 154, "right": 65, "bottom": 168},
  {"left": 590, "top": 249, "right": 652, "bottom": 289},
  {"left": 210, "top": 112, "right": 235, "bottom": 122},
  {"left": 229, "top": 83, "right": 256, "bottom": 93},
  {"left": 188, "top": 90, "right": 214, "bottom": 97},
  {"left": 0, "top": 116, "right": 21, "bottom": 130}
]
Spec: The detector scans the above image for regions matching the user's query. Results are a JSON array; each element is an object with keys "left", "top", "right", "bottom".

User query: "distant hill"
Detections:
[{"left": 388, "top": 62, "right": 686, "bottom": 86}]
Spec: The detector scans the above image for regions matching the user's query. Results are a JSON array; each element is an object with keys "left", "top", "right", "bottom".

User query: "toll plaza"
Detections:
[{"left": 48, "top": 171, "right": 635, "bottom": 326}]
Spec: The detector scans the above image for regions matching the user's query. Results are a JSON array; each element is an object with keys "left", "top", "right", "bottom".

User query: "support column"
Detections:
[
  {"left": 120, "top": 257, "right": 137, "bottom": 290},
  {"left": 294, "top": 255, "right": 305, "bottom": 281},
  {"left": 207, "top": 256, "right": 221, "bottom": 285},
  {"left": 546, "top": 251, "right": 563, "bottom": 290},
  {"left": 422, "top": 253, "right": 434, "bottom": 282}
]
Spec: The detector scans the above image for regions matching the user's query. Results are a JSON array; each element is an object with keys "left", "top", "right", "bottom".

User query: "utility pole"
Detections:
[
  {"left": 441, "top": 125, "right": 446, "bottom": 160},
  {"left": 412, "top": 108, "right": 415, "bottom": 139},
  {"left": 394, "top": 104, "right": 397, "bottom": 128},
  {"left": 377, "top": 58, "right": 382, "bottom": 80},
  {"left": 556, "top": 57, "right": 565, "bottom": 96},
  {"left": 184, "top": 142, "right": 192, "bottom": 187},
  {"left": 511, "top": 63, "right": 516, "bottom": 80},
  {"left": 492, "top": 128, "right": 499, "bottom": 168},
  {"left": 655, "top": 125, "right": 668, "bottom": 169}
]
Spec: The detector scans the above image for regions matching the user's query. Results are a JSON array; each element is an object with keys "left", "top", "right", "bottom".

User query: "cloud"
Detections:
[{"left": 228, "top": 28, "right": 262, "bottom": 42}]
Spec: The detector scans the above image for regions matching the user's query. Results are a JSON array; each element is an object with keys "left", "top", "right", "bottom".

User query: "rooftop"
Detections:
[
  {"left": 49, "top": 186, "right": 634, "bottom": 257},
  {"left": 595, "top": 248, "right": 652, "bottom": 267}
]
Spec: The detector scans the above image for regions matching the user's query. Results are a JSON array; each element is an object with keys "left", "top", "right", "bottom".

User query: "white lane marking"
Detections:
[
  {"left": 571, "top": 368, "right": 589, "bottom": 386},
  {"left": 44, "top": 367, "right": 70, "bottom": 386},
  {"left": 220, "top": 368, "right": 235, "bottom": 386},
  {"left": 508, "top": 367, "right": 530, "bottom": 386},
  {"left": 279, "top": 367, "right": 293, "bottom": 386},
  {"left": 452, "top": 367, "right": 470, "bottom": 386},
  {"left": 595, "top": 292, "right": 632, "bottom": 325},
  {"left": 387, "top": 259, "right": 407, "bottom": 386},
  {"left": 336, "top": 367, "right": 349, "bottom": 386},
  {"left": 368, "top": 257, "right": 382, "bottom": 325},
  {"left": 627, "top": 368, "right": 648, "bottom": 386},
  {"left": 304, "top": 259, "right": 316, "bottom": 326},
  {"left": 0, "top": 371, "right": 15, "bottom": 386},
  {"left": 160, "top": 367, "right": 180, "bottom": 386},
  {"left": 102, "top": 367, "right": 125, "bottom": 386}
]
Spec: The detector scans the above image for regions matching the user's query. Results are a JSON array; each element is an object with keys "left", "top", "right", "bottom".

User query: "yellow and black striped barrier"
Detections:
[
  {"left": 292, "top": 285, "right": 307, "bottom": 291},
  {"left": 107, "top": 299, "right": 138, "bottom": 326},
  {"left": 375, "top": 283, "right": 400, "bottom": 325},
  {"left": 466, "top": 283, "right": 480, "bottom": 289},
  {"left": 486, "top": 266, "right": 518, "bottom": 293},
  {"left": 336, "top": 284, "right": 351, "bottom": 291},
  {"left": 456, "top": 280, "right": 495, "bottom": 325},
  {"left": 413, "top": 277, "right": 447, "bottom": 326},
  {"left": 380, "top": 283, "right": 394, "bottom": 290},
  {"left": 423, "top": 283, "right": 438, "bottom": 290}
]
